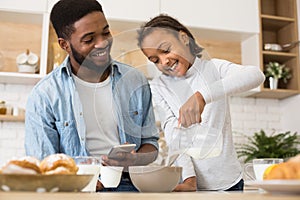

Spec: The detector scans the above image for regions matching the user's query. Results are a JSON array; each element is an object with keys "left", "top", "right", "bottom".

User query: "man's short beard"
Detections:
[{"left": 70, "top": 43, "right": 111, "bottom": 75}]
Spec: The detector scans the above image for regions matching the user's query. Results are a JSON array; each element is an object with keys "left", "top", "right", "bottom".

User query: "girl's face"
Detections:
[{"left": 141, "top": 29, "right": 195, "bottom": 77}]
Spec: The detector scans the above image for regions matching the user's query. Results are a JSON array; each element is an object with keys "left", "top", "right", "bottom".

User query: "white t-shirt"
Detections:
[
  {"left": 73, "top": 74, "right": 120, "bottom": 156},
  {"left": 150, "top": 57, "right": 265, "bottom": 190}
]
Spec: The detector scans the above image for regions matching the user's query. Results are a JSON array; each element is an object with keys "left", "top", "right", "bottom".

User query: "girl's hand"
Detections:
[
  {"left": 178, "top": 91, "right": 205, "bottom": 128},
  {"left": 96, "top": 180, "right": 104, "bottom": 191},
  {"left": 173, "top": 176, "right": 197, "bottom": 192}
]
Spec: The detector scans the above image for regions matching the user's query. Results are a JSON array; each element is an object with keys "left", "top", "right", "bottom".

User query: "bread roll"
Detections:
[
  {"left": 1, "top": 156, "right": 41, "bottom": 174},
  {"left": 264, "top": 154, "right": 300, "bottom": 180},
  {"left": 288, "top": 154, "right": 300, "bottom": 163},
  {"left": 40, "top": 153, "right": 78, "bottom": 175}
]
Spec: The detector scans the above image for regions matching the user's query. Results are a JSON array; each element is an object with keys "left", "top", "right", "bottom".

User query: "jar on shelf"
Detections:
[{"left": 0, "top": 100, "right": 7, "bottom": 115}]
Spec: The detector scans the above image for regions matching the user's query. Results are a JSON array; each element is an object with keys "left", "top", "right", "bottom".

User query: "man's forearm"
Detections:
[{"left": 135, "top": 144, "right": 158, "bottom": 165}]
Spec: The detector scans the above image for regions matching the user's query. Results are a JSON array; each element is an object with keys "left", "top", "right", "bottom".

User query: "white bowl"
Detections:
[
  {"left": 16, "top": 52, "right": 39, "bottom": 65},
  {"left": 17, "top": 64, "right": 38, "bottom": 73},
  {"left": 16, "top": 53, "right": 28, "bottom": 65},
  {"left": 27, "top": 54, "right": 39, "bottom": 65},
  {"left": 129, "top": 166, "right": 182, "bottom": 192},
  {"left": 264, "top": 43, "right": 282, "bottom": 51}
]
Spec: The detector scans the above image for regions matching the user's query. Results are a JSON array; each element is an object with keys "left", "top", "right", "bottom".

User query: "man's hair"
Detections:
[{"left": 50, "top": 0, "right": 103, "bottom": 39}]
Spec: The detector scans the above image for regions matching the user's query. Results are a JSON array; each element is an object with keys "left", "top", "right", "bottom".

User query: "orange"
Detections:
[{"left": 263, "top": 164, "right": 279, "bottom": 180}]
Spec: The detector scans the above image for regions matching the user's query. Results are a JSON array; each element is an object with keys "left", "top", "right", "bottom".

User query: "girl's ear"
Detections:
[
  {"left": 58, "top": 38, "right": 69, "bottom": 52},
  {"left": 179, "top": 30, "right": 189, "bottom": 46}
]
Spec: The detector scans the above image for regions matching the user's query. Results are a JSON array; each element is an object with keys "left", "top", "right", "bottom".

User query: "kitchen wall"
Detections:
[
  {"left": 0, "top": 84, "right": 33, "bottom": 165},
  {"left": 280, "top": 0, "right": 300, "bottom": 134}
]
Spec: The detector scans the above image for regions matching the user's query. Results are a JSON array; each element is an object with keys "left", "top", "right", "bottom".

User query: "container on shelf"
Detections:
[
  {"left": 0, "top": 101, "right": 7, "bottom": 115},
  {"left": 16, "top": 49, "right": 39, "bottom": 73}
]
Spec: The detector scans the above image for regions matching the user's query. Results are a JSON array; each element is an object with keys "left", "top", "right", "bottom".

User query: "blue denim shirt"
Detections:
[{"left": 25, "top": 57, "right": 159, "bottom": 160}]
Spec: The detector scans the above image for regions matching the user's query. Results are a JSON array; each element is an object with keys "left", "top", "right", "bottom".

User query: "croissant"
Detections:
[{"left": 264, "top": 154, "right": 300, "bottom": 180}]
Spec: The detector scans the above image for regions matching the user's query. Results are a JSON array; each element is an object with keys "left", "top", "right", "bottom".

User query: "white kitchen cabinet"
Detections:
[
  {"left": 0, "top": 0, "right": 47, "bottom": 13},
  {"left": 98, "top": 0, "right": 160, "bottom": 22},
  {"left": 47, "top": 0, "right": 59, "bottom": 13},
  {"left": 97, "top": 0, "right": 259, "bottom": 41},
  {"left": 160, "top": 0, "right": 259, "bottom": 41},
  {"left": 47, "top": 0, "right": 161, "bottom": 22}
]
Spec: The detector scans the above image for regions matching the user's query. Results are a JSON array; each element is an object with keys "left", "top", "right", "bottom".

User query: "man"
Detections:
[{"left": 25, "top": 0, "right": 159, "bottom": 191}]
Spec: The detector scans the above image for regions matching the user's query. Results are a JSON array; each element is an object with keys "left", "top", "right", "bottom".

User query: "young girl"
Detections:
[{"left": 137, "top": 14, "right": 265, "bottom": 191}]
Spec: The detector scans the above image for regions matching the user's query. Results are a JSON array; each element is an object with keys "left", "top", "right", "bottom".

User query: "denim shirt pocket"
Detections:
[
  {"left": 54, "top": 120, "right": 80, "bottom": 152},
  {"left": 120, "top": 109, "right": 143, "bottom": 146},
  {"left": 128, "top": 108, "right": 143, "bottom": 125}
]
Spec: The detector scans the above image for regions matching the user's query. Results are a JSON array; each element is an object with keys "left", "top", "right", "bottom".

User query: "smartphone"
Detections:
[{"left": 107, "top": 144, "right": 136, "bottom": 159}]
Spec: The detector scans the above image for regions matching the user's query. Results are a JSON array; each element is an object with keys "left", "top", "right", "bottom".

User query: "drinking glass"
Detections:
[
  {"left": 74, "top": 156, "right": 102, "bottom": 192},
  {"left": 244, "top": 158, "right": 284, "bottom": 181}
]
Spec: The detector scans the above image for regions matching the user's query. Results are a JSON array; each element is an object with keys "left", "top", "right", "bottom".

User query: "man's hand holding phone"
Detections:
[
  {"left": 102, "top": 144, "right": 137, "bottom": 167},
  {"left": 108, "top": 144, "right": 136, "bottom": 159}
]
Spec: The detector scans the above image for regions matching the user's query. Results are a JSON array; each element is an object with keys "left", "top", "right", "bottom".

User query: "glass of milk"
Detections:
[
  {"left": 74, "top": 156, "right": 102, "bottom": 192},
  {"left": 244, "top": 158, "right": 283, "bottom": 181}
]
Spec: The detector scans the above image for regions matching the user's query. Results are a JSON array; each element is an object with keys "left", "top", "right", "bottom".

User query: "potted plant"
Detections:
[
  {"left": 264, "top": 62, "right": 292, "bottom": 89},
  {"left": 235, "top": 129, "right": 300, "bottom": 163}
]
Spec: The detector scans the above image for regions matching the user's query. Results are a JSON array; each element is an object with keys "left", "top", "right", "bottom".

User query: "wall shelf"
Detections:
[
  {"left": 0, "top": 115, "right": 25, "bottom": 122},
  {"left": 249, "top": 88, "right": 299, "bottom": 99},
  {"left": 0, "top": 72, "right": 42, "bottom": 84},
  {"left": 262, "top": 51, "right": 297, "bottom": 63},
  {"left": 261, "top": 15, "right": 295, "bottom": 31}
]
